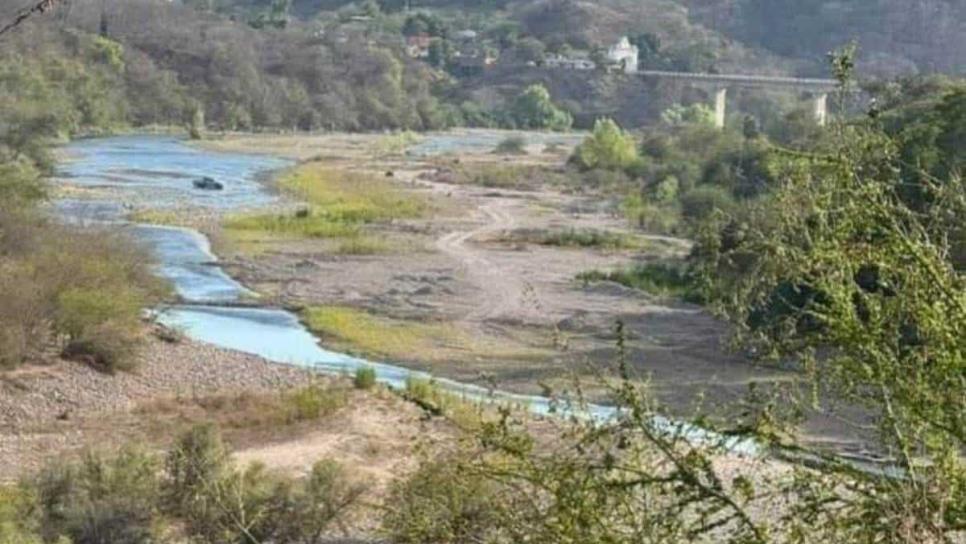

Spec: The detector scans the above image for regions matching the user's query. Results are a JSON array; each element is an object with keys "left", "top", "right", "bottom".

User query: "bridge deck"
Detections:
[{"left": 638, "top": 70, "right": 838, "bottom": 91}]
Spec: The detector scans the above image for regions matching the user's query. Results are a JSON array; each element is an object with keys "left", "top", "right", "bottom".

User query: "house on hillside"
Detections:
[
  {"left": 406, "top": 33, "right": 433, "bottom": 58},
  {"left": 454, "top": 29, "right": 479, "bottom": 42},
  {"left": 543, "top": 52, "right": 596, "bottom": 71},
  {"left": 451, "top": 47, "right": 498, "bottom": 76},
  {"left": 607, "top": 36, "right": 639, "bottom": 74}
]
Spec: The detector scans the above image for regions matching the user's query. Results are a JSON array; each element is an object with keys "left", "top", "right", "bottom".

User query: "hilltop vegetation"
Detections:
[{"left": 686, "top": 0, "right": 966, "bottom": 76}]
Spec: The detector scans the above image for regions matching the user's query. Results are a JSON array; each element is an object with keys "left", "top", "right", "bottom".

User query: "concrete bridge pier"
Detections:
[
  {"left": 814, "top": 93, "right": 829, "bottom": 127},
  {"left": 714, "top": 87, "right": 728, "bottom": 129}
]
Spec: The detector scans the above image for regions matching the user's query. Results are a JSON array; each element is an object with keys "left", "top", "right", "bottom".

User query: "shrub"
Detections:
[
  {"left": 60, "top": 319, "right": 143, "bottom": 373},
  {"left": 163, "top": 425, "right": 235, "bottom": 540},
  {"left": 56, "top": 288, "right": 142, "bottom": 353},
  {"left": 33, "top": 448, "right": 161, "bottom": 544},
  {"left": 661, "top": 103, "right": 717, "bottom": 127},
  {"left": 0, "top": 216, "right": 167, "bottom": 371},
  {"left": 283, "top": 383, "right": 348, "bottom": 422},
  {"left": 680, "top": 185, "right": 737, "bottom": 222},
  {"left": 404, "top": 376, "right": 439, "bottom": 405},
  {"left": 572, "top": 118, "right": 641, "bottom": 171},
  {"left": 164, "top": 426, "right": 363, "bottom": 543},
  {"left": 580, "top": 167, "right": 634, "bottom": 189},
  {"left": 622, "top": 195, "right": 682, "bottom": 234},
  {"left": 652, "top": 175, "right": 680, "bottom": 203},
  {"left": 506, "top": 84, "right": 573, "bottom": 131},
  {"left": 0, "top": 261, "right": 54, "bottom": 368},
  {"left": 0, "top": 160, "right": 45, "bottom": 205},
  {"left": 578, "top": 262, "right": 703, "bottom": 302},
  {"left": 353, "top": 366, "right": 378, "bottom": 390},
  {"left": 262, "top": 460, "right": 367, "bottom": 543},
  {"left": 383, "top": 454, "right": 504, "bottom": 544},
  {"left": 504, "top": 228, "right": 644, "bottom": 250},
  {"left": 0, "top": 486, "right": 41, "bottom": 544},
  {"left": 494, "top": 136, "right": 527, "bottom": 155}
]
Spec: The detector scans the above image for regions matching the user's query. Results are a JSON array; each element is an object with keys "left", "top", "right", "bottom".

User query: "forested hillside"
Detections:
[
  {"left": 2, "top": 0, "right": 962, "bottom": 135},
  {"left": 213, "top": 0, "right": 966, "bottom": 77},
  {"left": 2, "top": 0, "right": 450, "bottom": 132}
]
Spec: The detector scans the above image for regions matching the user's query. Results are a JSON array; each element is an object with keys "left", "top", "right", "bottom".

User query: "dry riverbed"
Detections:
[{"left": 194, "top": 131, "right": 832, "bottom": 442}]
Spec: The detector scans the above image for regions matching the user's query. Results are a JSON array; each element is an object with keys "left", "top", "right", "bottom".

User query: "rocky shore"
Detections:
[{"left": 0, "top": 331, "right": 317, "bottom": 481}]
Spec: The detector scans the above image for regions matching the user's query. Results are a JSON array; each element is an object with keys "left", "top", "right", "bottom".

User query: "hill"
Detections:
[{"left": 684, "top": 0, "right": 966, "bottom": 76}]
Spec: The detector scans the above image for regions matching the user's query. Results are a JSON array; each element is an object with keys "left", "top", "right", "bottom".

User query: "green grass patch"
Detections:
[
  {"left": 449, "top": 164, "right": 553, "bottom": 191},
  {"left": 577, "top": 262, "right": 703, "bottom": 302},
  {"left": 507, "top": 228, "right": 645, "bottom": 250},
  {"left": 303, "top": 305, "right": 467, "bottom": 362},
  {"left": 282, "top": 163, "right": 428, "bottom": 221},
  {"left": 225, "top": 163, "right": 429, "bottom": 244},
  {"left": 303, "top": 305, "right": 553, "bottom": 369},
  {"left": 226, "top": 212, "right": 361, "bottom": 239},
  {"left": 334, "top": 236, "right": 390, "bottom": 255}
]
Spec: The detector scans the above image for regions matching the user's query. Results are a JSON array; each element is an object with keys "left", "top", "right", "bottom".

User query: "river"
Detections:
[{"left": 54, "top": 134, "right": 757, "bottom": 455}]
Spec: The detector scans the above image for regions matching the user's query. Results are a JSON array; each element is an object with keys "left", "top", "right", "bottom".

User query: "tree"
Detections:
[
  {"left": 388, "top": 55, "right": 966, "bottom": 544},
  {"left": 934, "top": 88, "right": 966, "bottom": 176},
  {"left": 188, "top": 104, "right": 205, "bottom": 140},
  {"left": 572, "top": 118, "right": 639, "bottom": 171},
  {"left": 661, "top": 103, "right": 717, "bottom": 127},
  {"left": 426, "top": 38, "right": 452, "bottom": 69},
  {"left": 507, "top": 84, "right": 572, "bottom": 131},
  {"left": 693, "top": 90, "right": 966, "bottom": 542},
  {"left": 742, "top": 115, "right": 760, "bottom": 140},
  {"left": 378, "top": 0, "right": 413, "bottom": 13},
  {"left": 630, "top": 32, "right": 664, "bottom": 67},
  {"left": 512, "top": 37, "right": 546, "bottom": 64},
  {"left": 402, "top": 12, "right": 447, "bottom": 38}
]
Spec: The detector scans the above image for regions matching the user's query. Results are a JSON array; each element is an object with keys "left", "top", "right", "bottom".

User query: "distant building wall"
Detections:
[{"left": 607, "top": 36, "right": 639, "bottom": 74}]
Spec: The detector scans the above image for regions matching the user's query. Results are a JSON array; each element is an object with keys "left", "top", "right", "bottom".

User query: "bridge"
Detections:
[{"left": 637, "top": 70, "right": 839, "bottom": 128}]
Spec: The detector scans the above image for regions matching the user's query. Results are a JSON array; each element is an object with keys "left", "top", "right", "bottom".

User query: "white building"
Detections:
[
  {"left": 543, "top": 53, "right": 596, "bottom": 71},
  {"left": 607, "top": 36, "right": 639, "bottom": 74}
]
